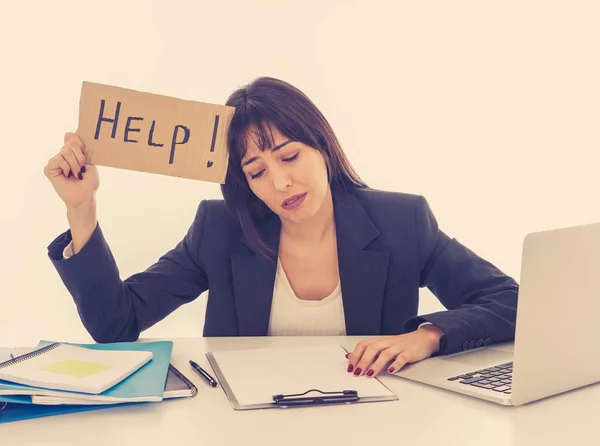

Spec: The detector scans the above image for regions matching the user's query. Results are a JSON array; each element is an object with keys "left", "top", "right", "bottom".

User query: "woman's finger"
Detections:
[
  {"left": 64, "top": 132, "right": 88, "bottom": 168},
  {"left": 54, "top": 155, "right": 73, "bottom": 178},
  {"left": 346, "top": 340, "right": 372, "bottom": 373},
  {"left": 386, "top": 351, "right": 414, "bottom": 374},
  {"left": 353, "top": 340, "right": 390, "bottom": 377},
  {"left": 60, "top": 148, "right": 83, "bottom": 179},
  {"left": 365, "top": 346, "right": 402, "bottom": 377},
  {"left": 64, "top": 131, "right": 86, "bottom": 151},
  {"left": 65, "top": 141, "right": 87, "bottom": 171}
]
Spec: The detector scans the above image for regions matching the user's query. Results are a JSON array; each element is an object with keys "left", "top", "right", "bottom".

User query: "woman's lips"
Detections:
[{"left": 281, "top": 193, "right": 307, "bottom": 210}]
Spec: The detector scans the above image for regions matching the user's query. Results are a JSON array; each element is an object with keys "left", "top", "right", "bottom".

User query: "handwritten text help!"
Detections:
[{"left": 77, "top": 82, "right": 234, "bottom": 183}]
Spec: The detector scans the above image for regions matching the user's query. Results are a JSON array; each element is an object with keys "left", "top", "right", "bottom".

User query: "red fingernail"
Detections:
[
  {"left": 388, "top": 367, "right": 395, "bottom": 373},
  {"left": 353, "top": 368, "right": 362, "bottom": 376},
  {"left": 345, "top": 353, "right": 349, "bottom": 359},
  {"left": 78, "top": 172, "right": 83, "bottom": 180},
  {"left": 367, "top": 369, "right": 374, "bottom": 377},
  {"left": 347, "top": 364, "right": 354, "bottom": 373},
  {"left": 81, "top": 165, "right": 86, "bottom": 173}
]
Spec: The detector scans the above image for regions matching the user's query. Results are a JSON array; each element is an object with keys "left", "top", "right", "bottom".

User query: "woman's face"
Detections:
[{"left": 240, "top": 127, "right": 330, "bottom": 224}]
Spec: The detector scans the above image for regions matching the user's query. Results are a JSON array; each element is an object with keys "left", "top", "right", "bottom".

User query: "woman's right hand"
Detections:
[
  {"left": 44, "top": 132, "right": 100, "bottom": 254},
  {"left": 44, "top": 132, "right": 100, "bottom": 209}
]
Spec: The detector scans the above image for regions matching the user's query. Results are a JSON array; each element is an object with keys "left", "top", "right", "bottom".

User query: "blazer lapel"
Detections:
[
  {"left": 333, "top": 188, "right": 390, "bottom": 335},
  {"left": 231, "top": 216, "right": 280, "bottom": 336}
]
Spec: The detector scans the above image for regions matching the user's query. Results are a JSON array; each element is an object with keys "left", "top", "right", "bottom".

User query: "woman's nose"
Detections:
[{"left": 272, "top": 166, "right": 292, "bottom": 191}]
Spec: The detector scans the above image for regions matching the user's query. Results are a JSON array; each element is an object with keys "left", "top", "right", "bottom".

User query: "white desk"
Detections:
[{"left": 2, "top": 336, "right": 598, "bottom": 445}]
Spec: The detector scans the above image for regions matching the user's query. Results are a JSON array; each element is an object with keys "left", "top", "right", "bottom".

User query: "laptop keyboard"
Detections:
[{"left": 447, "top": 362, "right": 513, "bottom": 394}]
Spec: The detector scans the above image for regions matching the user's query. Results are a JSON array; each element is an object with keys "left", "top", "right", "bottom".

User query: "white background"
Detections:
[{"left": 1, "top": 0, "right": 599, "bottom": 346}]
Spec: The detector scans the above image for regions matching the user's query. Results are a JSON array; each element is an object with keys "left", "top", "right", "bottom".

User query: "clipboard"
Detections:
[{"left": 206, "top": 344, "right": 398, "bottom": 410}]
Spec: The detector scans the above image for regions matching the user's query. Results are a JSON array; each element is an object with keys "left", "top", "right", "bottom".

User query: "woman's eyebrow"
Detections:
[{"left": 241, "top": 140, "right": 293, "bottom": 167}]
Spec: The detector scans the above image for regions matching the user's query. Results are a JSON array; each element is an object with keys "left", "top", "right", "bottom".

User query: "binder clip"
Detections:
[{"left": 272, "top": 389, "right": 359, "bottom": 407}]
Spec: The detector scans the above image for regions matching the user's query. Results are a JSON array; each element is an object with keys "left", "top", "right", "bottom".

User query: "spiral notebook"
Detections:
[
  {"left": 0, "top": 341, "right": 173, "bottom": 404},
  {"left": 0, "top": 343, "right": 152, "bottom": 394},
  {"left": 10, "top": 343, "right": 196, "bottom": 402},
  {"left": 206, "top": 344, "right": 398, "bottom": 410},
  {"left": 0, "top": 363, "right": 197, "bottom": 423}
]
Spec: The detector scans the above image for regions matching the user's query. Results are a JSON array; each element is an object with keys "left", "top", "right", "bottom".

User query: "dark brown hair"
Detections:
[{"left": 221, "top": 77, "right": 367, "bottom": 258}]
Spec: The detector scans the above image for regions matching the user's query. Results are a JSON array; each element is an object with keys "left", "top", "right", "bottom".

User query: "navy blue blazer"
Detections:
[{"left": 48, "top": 186, "right": 519, "bottom": 355}]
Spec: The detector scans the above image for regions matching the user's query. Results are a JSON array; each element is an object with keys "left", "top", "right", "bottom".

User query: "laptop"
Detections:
[{"left": 394, "top": 222, "right": 600, "bottom": 406}]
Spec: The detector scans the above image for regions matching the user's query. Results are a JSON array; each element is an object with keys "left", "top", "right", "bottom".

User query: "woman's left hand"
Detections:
[{"left": 346, "top": 325, "right": 444, "bottom": 377}]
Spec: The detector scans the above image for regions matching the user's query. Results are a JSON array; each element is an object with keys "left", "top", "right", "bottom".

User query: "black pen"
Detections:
[{"left": 189, "top": 360, "right": 218, "bottom": 387}]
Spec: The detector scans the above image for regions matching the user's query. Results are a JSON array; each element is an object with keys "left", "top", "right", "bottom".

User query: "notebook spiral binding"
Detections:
[{"left": 0, "top": 343, "right": 61, "bottom": 369}]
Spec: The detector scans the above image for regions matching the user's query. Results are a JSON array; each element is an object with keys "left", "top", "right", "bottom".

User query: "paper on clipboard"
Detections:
[{"left": 206, "top": 344, "right": 397, "bottom": 410}]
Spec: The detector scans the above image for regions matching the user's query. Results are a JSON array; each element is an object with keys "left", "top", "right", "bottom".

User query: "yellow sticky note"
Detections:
[{"left": 41, "top": 360, "right": 110, "bottom": 378}]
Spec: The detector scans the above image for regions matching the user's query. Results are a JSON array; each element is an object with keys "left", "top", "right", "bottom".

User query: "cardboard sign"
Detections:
[{"left": 77, "top": 81, "right": 235, "bottom": 183}]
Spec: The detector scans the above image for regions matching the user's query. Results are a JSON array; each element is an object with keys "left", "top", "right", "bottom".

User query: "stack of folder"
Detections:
[{"left": 0, "top": 340, "right": 197, "bottom": 424}]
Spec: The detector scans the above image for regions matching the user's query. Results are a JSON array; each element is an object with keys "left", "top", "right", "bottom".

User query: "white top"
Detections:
[{"left": 267, "top": 259, "right": 347, "bottom": 336}]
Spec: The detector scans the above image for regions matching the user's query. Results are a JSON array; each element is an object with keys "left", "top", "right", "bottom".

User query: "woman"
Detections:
[{"left": 44, "top": 77, "right": 518, "bottom": 378}]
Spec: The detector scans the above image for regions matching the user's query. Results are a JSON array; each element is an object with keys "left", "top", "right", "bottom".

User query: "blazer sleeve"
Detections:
[
  {"left": 47, "top": 201, "right": 210, "bottom": 343},
  {"left": 404, "top": 196, "right": 519, "bottom": 355}
]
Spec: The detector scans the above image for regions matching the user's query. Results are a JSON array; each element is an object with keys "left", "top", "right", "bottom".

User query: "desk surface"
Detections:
[{"left": 2, "top": 336, "right": 598, "bottom": 445}]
